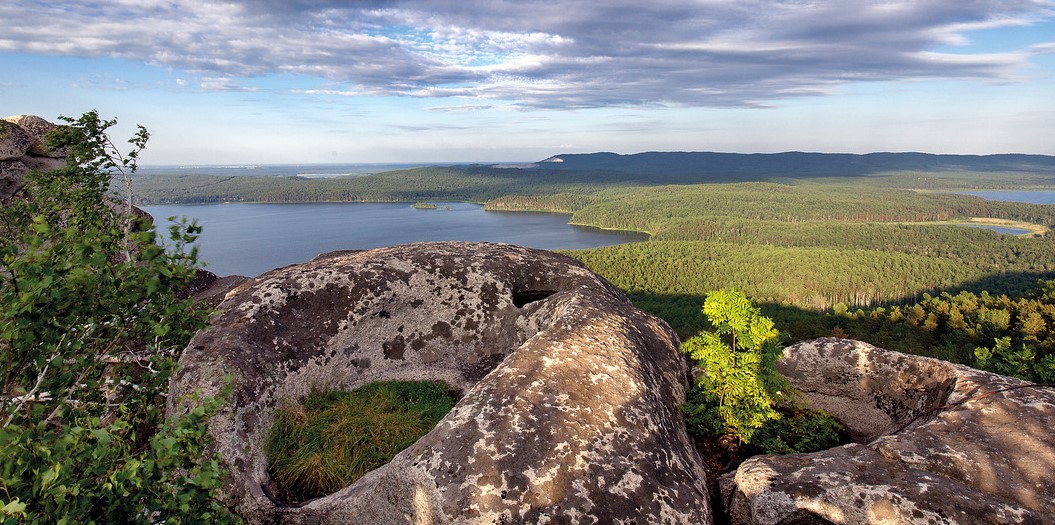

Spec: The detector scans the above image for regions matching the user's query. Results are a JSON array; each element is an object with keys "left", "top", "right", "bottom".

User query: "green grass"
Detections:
[{"left": 265, "top": 381, "right": 457, "bottom": 504}]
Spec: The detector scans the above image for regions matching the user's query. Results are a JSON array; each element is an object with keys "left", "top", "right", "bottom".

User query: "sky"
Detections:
[{"left": 2, "top": 1, "right": 1054, "bottom": 165}]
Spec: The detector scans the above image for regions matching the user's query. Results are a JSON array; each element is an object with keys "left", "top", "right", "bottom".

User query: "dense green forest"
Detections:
[
  {"left": 132, "top": 166, "right": 1055, "bottom": 309},
  {"left": 815, "top": 286, "right": 1055, "bottom": 383},
  {"left": 128, "top": 166, "right": 656, "bottom": 204},
  {"left": 567, "top": 183, "right": 1055, "bottom": 228},
  {"left": 569, "top": 240, "right": 1038, "bottom": 308},
  {"left": 130, "top": 150, "right": 1055, "bottom": 205},
  {"left": 132, "top": 155, "right": 1055, "bottom": 383},
  {"left": 536, "top": 151, "right": 1055, "bottom": 185}
]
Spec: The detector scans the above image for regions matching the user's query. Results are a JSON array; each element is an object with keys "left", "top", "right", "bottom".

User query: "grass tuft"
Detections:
[{"left": 265, "top": 380, "right": 457, "bottom": 504}]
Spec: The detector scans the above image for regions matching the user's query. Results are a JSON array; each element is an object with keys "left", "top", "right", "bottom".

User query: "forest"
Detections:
[{"left": 130, "top": 155, "right": 1055, "bottom": 383}]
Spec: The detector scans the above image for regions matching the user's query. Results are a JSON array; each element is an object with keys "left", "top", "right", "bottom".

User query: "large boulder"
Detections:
[
  {"left": 168, "top": 242, "right": 711, "bottom": 524},
  {"left": 0, "top": 160, "right": 29, "bottom": 204},
  {"left": 1, "top": 115, "right": 67, "bottom": 204},
  {"left": 2, "top": 115, "right": 67, "bottom": 157},
  {"left": 0, "top": 120, "right": 33, "bottom": 160},
  {"left": 723, "top": 338, "right": 1055, "bottom": 524}
]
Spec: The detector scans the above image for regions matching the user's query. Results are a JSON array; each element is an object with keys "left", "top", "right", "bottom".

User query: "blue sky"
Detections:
[{"left": 2, "top": 1, "right": 1054, "bottom": 165}]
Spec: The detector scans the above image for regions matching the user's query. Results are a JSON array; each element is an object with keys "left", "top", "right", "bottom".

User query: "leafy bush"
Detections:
[
  {"left": 747, "top": 408, "right": 846, "bottom": 455},
  {"left": 0, "top": 111, "right": 236, "bottom": 523},
  {"left": 974, "top": 336, "right": 1055, "bottom": 383},
  {"left": 266, "top": 381, "right": 457, "bottom": 504}
]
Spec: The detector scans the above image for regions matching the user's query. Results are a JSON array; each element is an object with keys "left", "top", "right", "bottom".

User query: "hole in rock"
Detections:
[
  {"left": 512, "top": 290, "right": 557, "bottom": 308},
  {"left": 264, "top": 380, "right": 458, "bottom": 505}
]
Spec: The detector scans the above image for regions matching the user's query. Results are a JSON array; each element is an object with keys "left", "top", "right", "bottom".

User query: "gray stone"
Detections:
[
  {"left": 1, "top": 160, "right": 28, "bottom": 204},
  {"left": 0, "top": 116, "right": 67, "bottom": 204},
  {"left": 2, "top": 115, "right": 67, "bottom": 157},
  {"left": 186, "top": 271, "right": 251, "bottom": 307},
  {"left": 168, "top": 242, "right": 711, "bottom": 524},
  {"left": 0, "top": 120, "right": 33, "bottom": 160},
  {"left": 724, "top": 338, "right": 1055, "bottom": 524},
  {"left": 21, "top": 155, "right": 66, "bottom": 172}
]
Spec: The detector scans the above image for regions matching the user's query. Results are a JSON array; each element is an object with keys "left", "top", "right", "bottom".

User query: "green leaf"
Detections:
[{"left": 0, "top": 500, "right": 27, "bottom": 517}]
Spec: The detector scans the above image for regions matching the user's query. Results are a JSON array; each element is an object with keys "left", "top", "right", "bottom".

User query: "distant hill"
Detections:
[{"left": 534, "top": 151, "right": 1055, "bottom": 178}]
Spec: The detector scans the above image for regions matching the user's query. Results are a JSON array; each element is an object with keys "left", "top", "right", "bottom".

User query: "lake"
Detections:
[
  {"left": 143, "top": 202, "right": 647, "bottom": 277},
  {"left": 954, "top": 190, "right": 1055, "bottom": 235},
  {"left": 955, "top": 224, "right": 1032, "bottom": 235},
  {"left": 959, "top": 190, "right": 1055, "bottom": 205}
]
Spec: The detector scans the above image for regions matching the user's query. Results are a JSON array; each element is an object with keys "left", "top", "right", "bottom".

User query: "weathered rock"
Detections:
[
  {"left": 2, "top": 115, "right": 67, "bottom": 157},
  {"left": 185, "top": 270, "right": 251, "bottom": 307},
  {"left": 723, "top": 338, "right": 1055, "bottom": 524},
  {"left": 168, "top": 242, "right": 711, "bottom": 524},
  {"left": 20, "top": 155, "right": 66, "bottom": 172},
  {"left": 0, "top": 115, "right": 67, "bottom": 204},
  {"left": 0, "top": 120, "right": 34, "bottom": 161},
  {"left": 1, "top": 160, "right": 29, "bottom": 204}
]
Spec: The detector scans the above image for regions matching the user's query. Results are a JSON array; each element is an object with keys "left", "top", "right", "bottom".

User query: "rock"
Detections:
[
  {"left": 0, "top": 120, "right": 33, "bottom": 160},
  {"left": 2, "top": 115, "right": 67, "bottom": 157},
  {"left": 168, "top": 242, "right": 711, "bottom": 524},
  {"left": 723, "top": 338, "right": 1055, "bottom": 524},
  {"left": 0, "top": 115, "right": 67, "bottom": 204},
  {"left": 20, "top": 155, "right": 66, "bottom": 172},
  {"left": 184, "top": 270, "right": 251, "bottom": 307},
  {"left": 1, "top": 160, "right": 28, "bottom": 204}
]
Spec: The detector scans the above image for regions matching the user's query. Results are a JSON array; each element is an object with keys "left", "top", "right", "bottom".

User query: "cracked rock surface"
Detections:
[
  {"left": 168, "top": 242, "right": 711, "bottom": 524},
  {"left": 723, "top": 338, "right": 1055, "bottom": 525}
]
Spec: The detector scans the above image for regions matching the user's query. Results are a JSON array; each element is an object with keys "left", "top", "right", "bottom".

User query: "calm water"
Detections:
[
  {"left": 952, "top": 190, "right": 1055, "bottom": 235},
  {"left": 956, "top": 224, "right": 1032, "bottom": 235},
  {"left": 144, "top": 202, "right": 647, "bottom": 276},
  {"left": 959, "top": 190, "right": 1055, "bottom": 205}
]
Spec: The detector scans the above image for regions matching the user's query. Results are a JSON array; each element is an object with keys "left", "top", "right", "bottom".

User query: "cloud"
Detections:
[
  {"left": 425, "top": 104, "right": 499, "bottom": 112},
  {"left": 197, "top": 77, "right": 255, "bottom": 92},
  {"left": 2, "top": 0, "right": 1053, "bottom": 108}
]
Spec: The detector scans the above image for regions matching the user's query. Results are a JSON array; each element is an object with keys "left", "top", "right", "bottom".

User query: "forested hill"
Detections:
[{"left": 537, "top": 151, "right": 1055, "bottom": 179}]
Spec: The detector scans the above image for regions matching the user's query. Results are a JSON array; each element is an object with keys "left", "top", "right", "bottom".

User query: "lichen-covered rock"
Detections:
[
  {"left": 723, "top": 338, "right": 1055, "bottom": 524},
  {"left": 168, "top": 242, "right": 711, "bottom": 524},
  {"left": 1, "top": 160, "right": 29, "bottom": 204},
  {"left": 185, "top": 270, "right": 251, "bottom": 307},
  {"left": 20, "top": 155, "right": 66, "bottom": 172},
  {"left": 1, "top": 115, "right": 67, "bottom": 204},
  {"left": 0, "top": 119, "right": 33, "bottom": 160},
  {"left": 2, "top": 115, "right": 67, "bottom": 157}
]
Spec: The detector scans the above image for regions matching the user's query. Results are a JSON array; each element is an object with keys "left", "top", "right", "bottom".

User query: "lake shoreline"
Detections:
[{"left": 143, "top": 201, "right": 649, "bottom": 277}]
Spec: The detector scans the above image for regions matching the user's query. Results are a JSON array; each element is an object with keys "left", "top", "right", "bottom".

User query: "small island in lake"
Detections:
[{"left": 412, "top": 202, "right": 451, "bottom": 210}]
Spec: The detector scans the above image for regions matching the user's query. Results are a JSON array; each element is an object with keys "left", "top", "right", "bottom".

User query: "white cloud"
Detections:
[
  {"left": 1030, "top": 42, "right": 1055, "bottom": 54},
  {"left": 198, "top": 77, "right": 255, "bottom": 92},
  {"left": 425, "top": 104, "right": 499, "bottom": 112},
  {"left": 2, "top": 0, "right": 1053, "bottom": 108}
]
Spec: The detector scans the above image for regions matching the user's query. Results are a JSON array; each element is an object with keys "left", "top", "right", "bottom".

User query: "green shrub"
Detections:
[
  {"left": 265, "top": 381, "right": 457, "bottom": 504},
  {"left": 680, "top": 289, "right": 847, "bottom": 457},
  {"left": 0, "top": 111, "right": 236, "bottom": 523},
  {"left": 748, "top": 408, "right": 846, "bottom": 455},
  {"left": 681, "top": 289, "right": 786, "bottom": 443}
]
